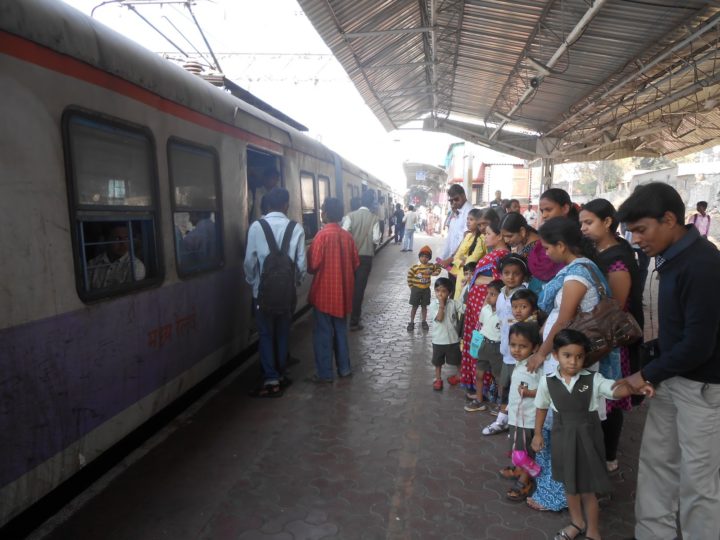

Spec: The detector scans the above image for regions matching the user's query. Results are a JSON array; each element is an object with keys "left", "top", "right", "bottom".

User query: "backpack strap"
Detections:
[
  {"left": 258, "top": 219, "right": 280, "bottom": 254},
  {"left": 280, "top": 221, "right": 297, "bottom": 257}
]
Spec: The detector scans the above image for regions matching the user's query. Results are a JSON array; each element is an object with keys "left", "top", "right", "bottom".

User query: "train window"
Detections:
[
  {"left": 64, "top": 112, "right": 161, "bottom": 300},
  {"left": 300, "top": 172, "right": 318, "bottom": 240},
  {"left": 247, "top": 147, "right": 282, "bottom": 224},
  {"left": 318, "top": 175, "right": 330, "bottom": 207},
  {"left": 168, "top": 140, "right": 223, "bottom": 275}
]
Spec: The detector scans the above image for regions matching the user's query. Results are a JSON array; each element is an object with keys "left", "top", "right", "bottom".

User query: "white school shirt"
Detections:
[
  {"left": 507, "top": 359, "right": 543, "bottom": 428},
  {"left": 498, "top": 285, "right": 525, "bottom": 365},
  {"left": 431, "top": 299, "right": 462, "bottom": 345},
  {"left": 534, "top": 369, "right": 616, "bottom": 413},
  {"left": 478, "top": 304, "right": 501, "bottom": 342}
]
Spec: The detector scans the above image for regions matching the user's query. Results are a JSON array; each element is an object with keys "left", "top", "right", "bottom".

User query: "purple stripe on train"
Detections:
[{"left": 0, "top": 270, "right": 248, "bottom": 488}]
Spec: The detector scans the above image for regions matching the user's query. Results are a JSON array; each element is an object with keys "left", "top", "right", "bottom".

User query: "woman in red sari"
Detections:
[{"left": 454, "top": 222, "right": 509, "bottom": 389}]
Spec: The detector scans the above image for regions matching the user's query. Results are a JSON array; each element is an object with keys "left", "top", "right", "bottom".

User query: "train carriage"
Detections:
[{"left": 0, "top": 0, "right": 396, "bottom": 526}]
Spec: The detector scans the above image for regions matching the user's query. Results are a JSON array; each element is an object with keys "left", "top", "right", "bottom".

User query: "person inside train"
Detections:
[
  {"left": 180, "top": 211, "right": 217, "bottom": 271},
  {"left": 87, "top": 222, "right": 146, "bottom": 289},
  {"left": 249, "top": 167, "right": 280, "bottom": 223}
]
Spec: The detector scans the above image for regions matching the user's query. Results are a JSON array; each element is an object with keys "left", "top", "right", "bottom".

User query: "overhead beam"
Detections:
[{"left": 344, "top": 26, "right": 432, "bottom": 39}]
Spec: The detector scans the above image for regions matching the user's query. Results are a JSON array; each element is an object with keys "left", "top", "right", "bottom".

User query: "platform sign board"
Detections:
[{"left": 415, "top": 170, "right": 426, "bottom": 182}]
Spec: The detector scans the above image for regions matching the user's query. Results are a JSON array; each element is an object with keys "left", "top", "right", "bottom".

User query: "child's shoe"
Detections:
[
  {"left": 406, "top": 322, "right": 415, "bottom": 331},
  {"left": 482, "top": 419, "right": 508, "bottom": 435},
  {"left": 464, "top": 399, "right": 488, "bottom": 412},
  {"left": 421, "top": 321, "right": 429, "bottom": 331},
  {"left": 446, "top": 374, "right": 461, "bottom": 386},
  {"left": 432, "top": 379, "right": 443, "bottom": 391}
]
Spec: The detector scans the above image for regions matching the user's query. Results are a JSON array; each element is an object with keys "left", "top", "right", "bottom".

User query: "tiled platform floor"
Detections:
[{"left": 40, "top": 233, "right": 646, "bottom": 540}]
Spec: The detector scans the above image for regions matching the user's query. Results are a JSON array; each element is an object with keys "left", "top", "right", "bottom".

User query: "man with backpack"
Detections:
[{"left": 244, "top": 187, "right": 306, "bottom": 397}]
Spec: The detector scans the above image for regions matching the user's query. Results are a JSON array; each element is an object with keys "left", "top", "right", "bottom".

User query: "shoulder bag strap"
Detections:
[
  {"left": 258, "top": 219, "right": 280, "bottom": 254},
  {"left": 576, "top": 261, "right": 607, "bottom": 299}
]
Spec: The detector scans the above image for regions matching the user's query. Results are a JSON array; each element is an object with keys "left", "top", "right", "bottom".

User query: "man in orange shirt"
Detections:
[{"left": 307, "top": 198, "right": 360, "bottom": 382}]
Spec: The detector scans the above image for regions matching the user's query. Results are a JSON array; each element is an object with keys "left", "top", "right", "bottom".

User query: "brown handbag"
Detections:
[{"left": 565, "top": 262, "right": 643, "bottom": 367}]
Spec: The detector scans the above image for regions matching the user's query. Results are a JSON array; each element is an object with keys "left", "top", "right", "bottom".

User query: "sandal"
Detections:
[
  {"left": 249, "top": 383, "right": 283, "bottom": 398},
  {"left": 432, "top": 379, "right": 443, "bottom": 391},
  {"left": 554, "top": 522, "right": 586, "bottom": 540},
  {"left": 499, "top": 466, "right": 521, "bottom": 479},
  {"left": 446, "top": 375, "right": 461, "bottom": 386},
  {"left": 526, "top": 497, "right": 550, "bottom": 512},
  {"left": 506, "top": 477, "right": 535, "bottom": 501}
]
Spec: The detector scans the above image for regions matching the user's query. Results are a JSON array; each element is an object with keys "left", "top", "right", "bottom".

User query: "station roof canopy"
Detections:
[{"left": 297, "top": 0, "right": 720, "bottom": 163}]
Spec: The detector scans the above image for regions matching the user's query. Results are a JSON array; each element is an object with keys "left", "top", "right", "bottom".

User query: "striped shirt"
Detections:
[{"left": 407, "top": 263, "right": 441, "bottom": 289}]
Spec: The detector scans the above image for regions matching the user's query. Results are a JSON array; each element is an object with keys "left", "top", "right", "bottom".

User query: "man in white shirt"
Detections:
[
  {"left": 401, "top": 205, "right": 418, "bottom": 252},
  {"left": 523, "top": 204, "right": 537, "bottom": 227},
  {"left": 441, "top": 185, "right": 473, "bottom": 287},
  {"left": 244, "top": 188, "right": 306, "bottom": 396},
  {"left": 342, "top": 190, "right": 381, "bottom": 331}
]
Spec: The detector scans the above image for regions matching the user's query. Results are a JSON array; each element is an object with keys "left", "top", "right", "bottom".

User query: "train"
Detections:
[{"left": 0, "top": 0, "right": 398, "bottom": 526}]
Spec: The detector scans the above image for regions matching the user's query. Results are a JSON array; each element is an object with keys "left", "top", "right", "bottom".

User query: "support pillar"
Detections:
[{"left": 541, "top": 158, "right": 554, "bottom": 193}]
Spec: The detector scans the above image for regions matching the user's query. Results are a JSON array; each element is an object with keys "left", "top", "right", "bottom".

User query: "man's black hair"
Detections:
[
  {"left": 434, "top": 277, "right": 452, "bottom": 292},
  {"left": 361, "top": 190, "right": 375, "bottom": 208},
  {"left": 408, "top": 204, "right": 415, "bottom": 211},
  {"left": 322, "top": 197, "right": 344, "bottom": 223},
  {"left": 447, "top": 184, "right": 465, "bottom": 197},
  {"left": 616, "top": 182, "right": 685, "bottom": 224},
  {"left": 264, "top": 187, "right": 290, "bottom": 212},
  {"left": 463, "top": 261, "right": 477, "bottom": 273},
  {"left": 697, "top": 201, "right": 709, "bottom": 210}
]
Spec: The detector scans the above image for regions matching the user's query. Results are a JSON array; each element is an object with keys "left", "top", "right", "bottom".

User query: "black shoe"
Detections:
[
  {"left": 279, "top": 376, "right": 293, "bottom": 389},
  {"left": 350, "top": 324, "right": 364, "bottom": 331},
  {"left": 338, "top": 371, "right": 353, "bottom": 378}
]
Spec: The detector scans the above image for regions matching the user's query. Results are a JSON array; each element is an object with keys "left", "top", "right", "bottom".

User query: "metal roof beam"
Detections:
[
  {"left": 361, "top": 61, "right": 433, "bottom": 70},
  {"left": 489, "top": 0, "right": 609, "bottom": 141},
  {"left": 344, "top": 27, "right": 432, "bottom": 39},
  {"left": 545, "top": 9, "right": 720, "bottom": 137}
]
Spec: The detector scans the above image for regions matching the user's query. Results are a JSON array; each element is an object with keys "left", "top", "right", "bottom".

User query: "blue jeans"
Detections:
[
  {"left": 254, "top": 300, "right": 291, "bottom": 384},
  {"left": 313, "top": 308, "right": 351, "bottom": 379},
  {"left": 402, "top": 229, "right": 415, "bottom": 251}
]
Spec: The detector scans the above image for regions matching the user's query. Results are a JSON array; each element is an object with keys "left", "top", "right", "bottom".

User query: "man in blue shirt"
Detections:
[
  {"left": 244, "top": 188, "right": 306, "bottom": 397},
  {"left": 616, "top": 182, "right": 720, "bottom": 540}
]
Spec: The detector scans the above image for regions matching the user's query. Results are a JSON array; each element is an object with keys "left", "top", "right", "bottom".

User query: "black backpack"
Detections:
[{"left": 257, "top": 219, "right": 297, "bottom": 315}]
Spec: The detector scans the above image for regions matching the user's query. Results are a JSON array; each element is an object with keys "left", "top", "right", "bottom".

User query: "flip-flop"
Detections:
[{"left": 526, "top": 497, "right": 551, "bottom": 512}]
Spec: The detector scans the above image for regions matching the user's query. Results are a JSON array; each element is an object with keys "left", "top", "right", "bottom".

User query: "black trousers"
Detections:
[{"left": 351, "top": 255, "right": 373, "bottom": 326}]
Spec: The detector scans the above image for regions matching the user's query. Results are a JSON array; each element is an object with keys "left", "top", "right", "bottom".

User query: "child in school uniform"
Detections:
[
  {"left": 532, "top": 329, "right": 653, "bottom": 540},
  {"left": 430, "top": 277, "right": 463, "bottom": 391},
  {"left": 482, "top": 254, "right": 529, "bottom": 435},
  {"left": 464, "top": 279, "right": 503, "bottom": 412},
  {"left": 501, "top": 322, "right": 543, "bottom": 502}
]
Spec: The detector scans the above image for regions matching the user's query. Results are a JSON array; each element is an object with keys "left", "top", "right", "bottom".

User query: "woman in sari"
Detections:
[
  {"left": 500, "top": 213, "right": 564, "bottom": 294},
  {"left": 453, "top": 222, "right": 510, "bottom": 389}
]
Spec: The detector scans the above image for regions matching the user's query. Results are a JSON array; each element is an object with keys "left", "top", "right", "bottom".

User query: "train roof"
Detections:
[{"left": 0, "top": 0, "right": 395, "bottom": 193}]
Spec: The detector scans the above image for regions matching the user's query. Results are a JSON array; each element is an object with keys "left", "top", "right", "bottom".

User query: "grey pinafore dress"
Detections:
[{"left": 548, "top": 373, "right": 612, "bottom": 495}]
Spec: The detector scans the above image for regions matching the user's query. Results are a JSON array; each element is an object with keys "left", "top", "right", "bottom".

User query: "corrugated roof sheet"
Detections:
[{"left": 298, "top": 0, "right": 720, "bottom": 162}]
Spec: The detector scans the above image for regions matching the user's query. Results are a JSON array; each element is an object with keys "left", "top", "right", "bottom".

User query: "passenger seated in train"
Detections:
[
  {"left": 87, "top": 222, "right": 146, "bottom": 289},
  {"left": 179, "top": 211, "right": 217, "bottom": 271}
]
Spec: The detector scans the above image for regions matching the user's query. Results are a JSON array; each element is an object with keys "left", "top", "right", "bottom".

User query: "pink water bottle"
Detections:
[{"left": 512, "top": 450, "right": 542, "bottom": 478}]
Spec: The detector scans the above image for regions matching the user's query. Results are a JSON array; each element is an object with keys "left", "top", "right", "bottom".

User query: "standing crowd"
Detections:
[
  {"left": 405, "top": 182, "right": 720, "bottom": 540},
  {"left": 241, "top": 180, "right": 720, "bottom": 540}
]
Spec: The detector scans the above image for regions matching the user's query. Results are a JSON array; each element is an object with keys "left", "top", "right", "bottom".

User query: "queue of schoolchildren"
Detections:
[{"left": 406, "top": 183, "right": 720, "bottom": 540}]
